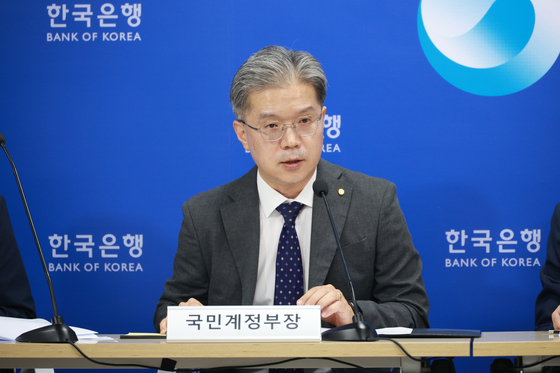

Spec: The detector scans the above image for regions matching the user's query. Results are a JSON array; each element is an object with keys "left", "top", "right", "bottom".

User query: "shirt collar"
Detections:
[{"left": 257, "top": 169, "right": 317, "bottom": 218}]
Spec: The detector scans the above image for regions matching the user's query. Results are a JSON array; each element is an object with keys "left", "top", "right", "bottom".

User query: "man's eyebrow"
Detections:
[
  {"left": 257, "top": 112, "right": 279, "bottom": 121},
  {"left": 257, "top": 106, "right": 318, "bottom": 121}
]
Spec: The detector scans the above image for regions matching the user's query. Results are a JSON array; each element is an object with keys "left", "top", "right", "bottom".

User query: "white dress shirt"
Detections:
[{"left": 252, "top": 169, "right": 317, "bottom": 305}]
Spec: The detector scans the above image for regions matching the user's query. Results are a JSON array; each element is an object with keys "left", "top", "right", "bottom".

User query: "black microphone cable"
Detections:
[{"left": 64, "top": 335, "right": 444, "bottom": 372}]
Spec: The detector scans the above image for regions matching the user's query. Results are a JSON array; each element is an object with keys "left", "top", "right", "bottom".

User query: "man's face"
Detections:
[{"left": 233, "top": 83, "right": 326, "bottom": 199}]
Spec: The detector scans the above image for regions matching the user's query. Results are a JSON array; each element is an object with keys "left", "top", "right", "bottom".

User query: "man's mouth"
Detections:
[{"left": 281, "top": 158, "right": 303, "bottom": 168}]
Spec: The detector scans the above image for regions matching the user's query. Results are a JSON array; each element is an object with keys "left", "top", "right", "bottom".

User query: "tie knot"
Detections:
[{"left": 276, "top": 202, "right": 304, "bottom": 223}]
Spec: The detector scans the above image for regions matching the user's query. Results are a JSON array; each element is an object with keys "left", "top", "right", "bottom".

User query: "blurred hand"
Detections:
[
  {"left": 552, "top": 305, "right": 560, "bottom": 330},
  {"left": 159, "top": 297, "right": 204, "bottom": 335}
]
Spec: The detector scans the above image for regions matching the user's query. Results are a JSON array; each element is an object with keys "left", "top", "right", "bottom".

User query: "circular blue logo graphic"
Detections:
[{"left": 418, "top": 0, "right": 560, "bottom": 96}]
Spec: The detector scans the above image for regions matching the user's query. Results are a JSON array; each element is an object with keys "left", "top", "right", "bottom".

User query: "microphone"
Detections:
[
  {"left": 313, "top": 179, "right": 378, "bottom": 341},
  {"left": 0, "top": 131, "right": 77, "bottom": 343}
]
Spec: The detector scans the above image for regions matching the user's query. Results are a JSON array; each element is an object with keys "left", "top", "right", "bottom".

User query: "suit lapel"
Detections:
[
  {"left": 309, "top": 160, "right": 353, "bottom": 288},
  {"left": 219, "top": 161, "right": 352, "bottom": 301},
  {"left": 220, "top": 167, "right": 261, "bottom": 305}
]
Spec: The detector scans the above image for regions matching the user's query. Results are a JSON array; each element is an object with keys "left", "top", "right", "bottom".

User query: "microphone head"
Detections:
[
  {"left": 313, "top": 180, "right": 329, "bottom": 197},
  {"left": 0, "top": 131, "right": 5, "bottom": 145}
]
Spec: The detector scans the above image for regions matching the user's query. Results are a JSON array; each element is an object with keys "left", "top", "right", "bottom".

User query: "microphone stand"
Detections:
[
  {"left": 1, "top": 133, "right": 77, "bottom": 343},
  {"left": 315, "top": 183, "right": 378, "bottom": 341}
]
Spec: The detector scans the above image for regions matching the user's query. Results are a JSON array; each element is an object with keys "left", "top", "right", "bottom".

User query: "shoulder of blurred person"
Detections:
[
  {"left": 535, "top": 203, "right": 560, "bottom": 331},
  {"left": 0, "top": 195, "right": 37, "bottom": 319}
]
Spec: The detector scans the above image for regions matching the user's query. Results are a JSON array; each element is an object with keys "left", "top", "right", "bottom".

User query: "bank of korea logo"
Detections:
[{"left": 418, "top": 0, "right": 560, "bottom": 96}]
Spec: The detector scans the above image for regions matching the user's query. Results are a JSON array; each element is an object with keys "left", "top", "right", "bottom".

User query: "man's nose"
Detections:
[{"left": 280, "top": 124, "right": 301, "bottom": 148}]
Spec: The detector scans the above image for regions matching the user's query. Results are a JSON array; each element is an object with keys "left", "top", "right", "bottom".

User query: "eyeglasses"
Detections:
[{"left": 239, "top": 114, "right": 322, "bottom": 142}]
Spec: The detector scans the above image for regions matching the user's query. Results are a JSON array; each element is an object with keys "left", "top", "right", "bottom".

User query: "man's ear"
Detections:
[
  {"left": 233, "top": 120, "right": 250, "bottom": 151},
  {"left": 319, "top": 106, "right": 327, "bottom": 138}
]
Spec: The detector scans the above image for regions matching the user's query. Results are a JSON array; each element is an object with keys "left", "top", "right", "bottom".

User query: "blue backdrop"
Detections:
[{"left": 1, "top": 1, "right": 559, "bottom": 371}]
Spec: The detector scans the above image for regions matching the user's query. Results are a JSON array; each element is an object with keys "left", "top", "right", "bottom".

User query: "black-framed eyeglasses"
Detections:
[{"left": 239, "top": 114, "right": 322, "bottom": 142}]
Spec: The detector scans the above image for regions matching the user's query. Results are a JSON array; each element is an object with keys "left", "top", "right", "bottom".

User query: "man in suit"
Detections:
[
  {"left": 154, "top": 46, "right": 429, "bottom": 333},
  {"left": 535, "top": 203, "right": 560, "bottom": 331},
  {"left": 0, "top": 194, "right": 36, "bottom": 319}
]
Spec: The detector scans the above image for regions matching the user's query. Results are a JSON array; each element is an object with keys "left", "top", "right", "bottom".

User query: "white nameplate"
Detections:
[{"left": 167, "top": 305, "right": 321, "bottom": 341}]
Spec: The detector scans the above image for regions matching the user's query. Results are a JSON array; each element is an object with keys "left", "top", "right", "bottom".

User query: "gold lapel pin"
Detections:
[{"left": 338, "top": 188, "right": 345, "bottom": 196}]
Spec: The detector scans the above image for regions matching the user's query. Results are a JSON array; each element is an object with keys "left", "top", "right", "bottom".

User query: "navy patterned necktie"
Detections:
[{"left": 274, "top": 201, "right": 304, "bottom": 305}]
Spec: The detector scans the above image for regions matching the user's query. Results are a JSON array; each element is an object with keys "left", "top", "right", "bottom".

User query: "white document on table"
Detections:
[{"left": 0, "top": 316, "right": 98, "bottom": 341}]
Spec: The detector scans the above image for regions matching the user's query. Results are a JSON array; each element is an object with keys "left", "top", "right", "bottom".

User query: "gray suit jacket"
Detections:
[{"left": 154, "top": 159, "right": 429, "bottom": 330}]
